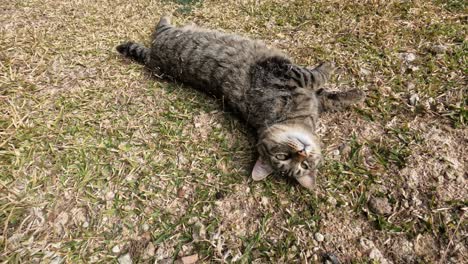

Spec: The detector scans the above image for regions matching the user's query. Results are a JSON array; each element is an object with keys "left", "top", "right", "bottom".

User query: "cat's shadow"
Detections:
[
  {"left": 141, "top": 66, "right": 259, "bottom": 160},
  {"left": 141, "top": 67, "right": 258, "bottom": 133}
]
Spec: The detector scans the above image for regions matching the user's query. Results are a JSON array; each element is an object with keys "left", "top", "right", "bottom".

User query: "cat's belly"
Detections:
[{"left": 244, "top": 86, "right": 320, "bottom": 129}]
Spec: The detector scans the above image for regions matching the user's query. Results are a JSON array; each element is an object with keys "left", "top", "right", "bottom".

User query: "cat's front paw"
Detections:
[
  {"left": 308, "top": 62, "right": 335, "bottom": 90},
  {"left": 316, "top": 61, "right": 335, "bottom": 75},
  {"left": 316, "top": 88, "right": 366, "bottom": 112},
  {"left": 343, "top": 89, "right": 366, "bottom": 103}
]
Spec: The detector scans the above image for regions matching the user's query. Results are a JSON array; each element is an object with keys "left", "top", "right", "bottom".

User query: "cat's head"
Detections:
[{"left": 253, "top": 123, "right": 322, "bottom": 189}]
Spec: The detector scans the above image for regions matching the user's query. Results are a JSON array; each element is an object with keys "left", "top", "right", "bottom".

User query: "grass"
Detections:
[{"left": 1, "top": 0, "right": 467, "bottom": 263}]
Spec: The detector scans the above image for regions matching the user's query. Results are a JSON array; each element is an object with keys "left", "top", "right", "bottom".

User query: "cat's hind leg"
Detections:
[
  {"left": 151, "top": 15, "right": 174, "bottom": 41},
  {"left": 156, "top": 16, "right": 172, "bottom": 31},
  {"left": 316, "top": 88, "right": 365, "bottom": 112}
]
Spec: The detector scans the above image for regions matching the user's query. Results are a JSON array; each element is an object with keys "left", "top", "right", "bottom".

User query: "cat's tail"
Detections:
[
  {"left": 116, "top": 41, "right": 150, "bottom": 65},
  {"left": 316, "top": 88, "right": 365, "bottom": 112}
]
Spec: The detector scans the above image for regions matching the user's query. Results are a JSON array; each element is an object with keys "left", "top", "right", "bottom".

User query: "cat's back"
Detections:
[{"left": 149, "top": 23, "right": 287, "bottom": 98}]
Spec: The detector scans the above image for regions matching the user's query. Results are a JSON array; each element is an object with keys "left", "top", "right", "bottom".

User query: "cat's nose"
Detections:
[{"left": 297, "top": 149, "right": 307, "bottom": 157}]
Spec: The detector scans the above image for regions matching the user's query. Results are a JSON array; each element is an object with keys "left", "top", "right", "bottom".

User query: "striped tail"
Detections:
[{"left": 116, "top": 41, "right": 150, "bottom": 65}]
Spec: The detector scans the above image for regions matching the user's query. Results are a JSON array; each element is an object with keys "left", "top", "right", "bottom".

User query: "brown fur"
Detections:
[{"left": 117, "top": 16, "right": 364, "bottom": 189}]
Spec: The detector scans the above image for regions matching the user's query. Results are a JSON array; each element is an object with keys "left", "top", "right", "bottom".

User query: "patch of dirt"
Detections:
[
  {"left": 319, "top": 211, "right": 372, "bottom": 261},
  {"left": 213, "top": 189, "right": 261, "bottom": 239},
  {"left": 193, "top": 112, "right": 214, "bottom": 139},
  {"left": 401, "top": 120, "right": 467, "bottom": 202},
  {"left": 190, "top": 184, "right": 264, "bottom": 261},
  {"left": 368, "top": 196, "right": 392, "bottom": 216}
]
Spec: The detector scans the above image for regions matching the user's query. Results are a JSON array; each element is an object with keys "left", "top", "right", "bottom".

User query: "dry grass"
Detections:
[{"left": 1, "top": 0, "right": 466, "bottom": 263}]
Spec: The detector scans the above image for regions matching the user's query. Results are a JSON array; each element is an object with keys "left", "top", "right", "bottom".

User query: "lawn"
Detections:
[{"left": 1, "top": 0, "right": 466, "bottom": 263}]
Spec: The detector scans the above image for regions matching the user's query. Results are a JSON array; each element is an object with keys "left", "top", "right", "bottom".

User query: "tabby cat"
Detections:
[{"left": 117, "top": 16, "right": 364, "bottom": 189}]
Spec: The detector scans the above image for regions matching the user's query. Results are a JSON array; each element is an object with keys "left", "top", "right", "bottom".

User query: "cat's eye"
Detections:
[
  {"left": 275, "top": 154, "right": 288, "bottom": 160},
  {"left": 300, "top": 161, "right": 309, "bottom": 169}
]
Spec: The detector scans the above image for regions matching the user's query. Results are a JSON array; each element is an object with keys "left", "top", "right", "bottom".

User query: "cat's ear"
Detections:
[
  {"left": 296, "top": 171, "right": 316, "bottom": 190},
  {"left": 251, "top": 158, "right": 273, "bottom": 181}
]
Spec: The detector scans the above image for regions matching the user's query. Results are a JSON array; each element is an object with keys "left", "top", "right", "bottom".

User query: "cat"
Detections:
[{"left": 116, "top": 16, "right": 364, "bottom": 189}]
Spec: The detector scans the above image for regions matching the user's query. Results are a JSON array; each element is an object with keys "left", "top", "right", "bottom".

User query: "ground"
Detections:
[{"left": 0, "top": 0, "right": 466, "bottom": 263}]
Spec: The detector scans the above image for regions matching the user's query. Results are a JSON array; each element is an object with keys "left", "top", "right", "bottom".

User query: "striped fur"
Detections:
[
  {"left": 317, "top": 88, "right": 365, "bottom": 112},
  {"left": 117, "top": 16, "right": 364, "bottom": 189},
  {"left": 116, "top": 41, "right": 150, "bottom": 65}
]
